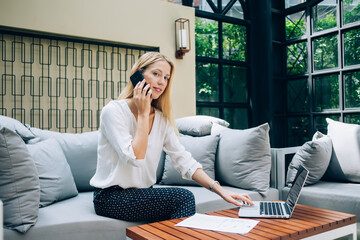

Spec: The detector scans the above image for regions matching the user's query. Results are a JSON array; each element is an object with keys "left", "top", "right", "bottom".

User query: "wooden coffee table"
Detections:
[{"left": 126, "top": 204, "right": 357, "bottom": 240}]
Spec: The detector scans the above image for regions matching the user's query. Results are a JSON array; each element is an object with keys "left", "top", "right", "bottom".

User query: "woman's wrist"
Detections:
[{"left": 209, "top": 180, "right": 220, "bottom": 192}]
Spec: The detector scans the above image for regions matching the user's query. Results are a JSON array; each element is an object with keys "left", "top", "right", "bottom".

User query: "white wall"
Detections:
[{"left": 0, "top": 0, "right": 196, "bottom": 118}]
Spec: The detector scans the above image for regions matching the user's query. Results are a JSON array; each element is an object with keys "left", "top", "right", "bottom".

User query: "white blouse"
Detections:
[{"left": 90, "top": 100, "right": 202, "bottom": 189}]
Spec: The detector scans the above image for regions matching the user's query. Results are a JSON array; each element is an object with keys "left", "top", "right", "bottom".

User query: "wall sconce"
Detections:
[{"left": 175, "top": 18, "right": 191, "bottom": 59}]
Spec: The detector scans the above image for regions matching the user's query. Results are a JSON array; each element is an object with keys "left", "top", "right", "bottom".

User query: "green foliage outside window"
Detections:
[
  {"left": 343, "top": 0, "right": 360, "bottom": 24},
  {"left": 286, "top": 12, "right": 306, "bottom": 40},
  {"left": 195, "top": 17, "right": 218, "bottom": 58},
  {"left": 344, "top": 28, "right": 360, "bottom": 66},
  {"left": 222, "top": 23, "right": 246, "bottom": 61}
]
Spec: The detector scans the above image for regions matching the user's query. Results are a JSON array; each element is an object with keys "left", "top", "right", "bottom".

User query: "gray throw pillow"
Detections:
[
  {"left": 286, "top": 131, "right": 332, "bottom": 186},
  {"left": 27, "top": 138, "right": 78, "bottom": 207},
  {"left": 160, "top": 134, "right": 219, "bottom": 185},
  {"left": 175, "top": 115, "right": 229, "bottom": 136},
  {"left": 0, "top": 127, "right": 40, "bottom": 233},
  {"left": 322, "top": 118, "right": 360, "bottom": 183},
  {"left": 30, "top": 128, "right": 98, "bottom": 192},
  {"left": 214, "top": 123, "right": 271, "bottom": 193},
  {"left": 0, "top": 115, "right": 35, "bottom": 141}
]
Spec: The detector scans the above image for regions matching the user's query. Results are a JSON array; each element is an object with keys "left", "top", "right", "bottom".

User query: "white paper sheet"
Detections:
[{"left": 175, "top": 213, "right": 259, "bottom": 235}]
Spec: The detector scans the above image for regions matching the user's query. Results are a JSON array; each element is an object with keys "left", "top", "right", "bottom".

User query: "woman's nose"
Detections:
[{"left": 158, "top": 77, "right": 166, "bottom": 85}]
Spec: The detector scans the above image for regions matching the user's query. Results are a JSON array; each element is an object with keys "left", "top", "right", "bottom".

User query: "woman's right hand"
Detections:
[{"left": 133, "top": 80, "right": 152, "bottom": 116}]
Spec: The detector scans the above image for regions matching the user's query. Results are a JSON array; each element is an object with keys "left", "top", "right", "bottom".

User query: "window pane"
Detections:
[
  {"left": 287, "top": 78, "right": 309, "bottom": 112},
  {"left": 224, "top": 108, "right": 248, "bottom": 129},
  {"left": 224, "top": 0, "right": 244, "bottom": 19},
  {"left": 287, "top": 42, "right": 308, "bottom": 75},
  {"left": 344, "top": 28, "right": 360, "bottom": 66},
  {"left": 223, "top": 65, "right": 247, "bottom": 103},
  {"left": 313, "top": 35, "right": 338, "bottom": 71},
  {"left": 314, "top": 115, "right": 340, "bottom": 134},
  {"left": 345, "top": 114, "right": 360, "bottom": 124},
  {"left": 196, "top": 107, "right": 220, "bottom": 118},
  {"left": 222, "top": 23, "right": 246, "bottom": 61},
  {"left": 343, "top": 0, "right": 360, "bottom": 25},
  {"left": 286, "top": 11, "right": 306, "bottom": 40},
  {"left": 196, "top": 0, "right": 218, "bottom": 13},
  {"left": 345, "top": 71, "right": 360, "bottom": 108},
  {"left": 314, "top": 74, "right": 339, "bottom": 111},
  {"left": 196, "top": 62, "right": 219, "bottom": 102},
  {"left": 195, "top": 17, "right": 218, "bottom": 58},
  {"left": 287, "top": 117, "right": 310, "bottom": 146},
  {"left": 285, "top": 0, "right": 306, "bottom": 9},
  {"left": 312, "top": 1, "right": 337, "bottom": 33}
]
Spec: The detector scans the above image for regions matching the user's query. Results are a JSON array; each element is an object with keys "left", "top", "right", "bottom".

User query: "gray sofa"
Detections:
[{"left": 2, "top": 116, "right": 279, "bottom": 240}]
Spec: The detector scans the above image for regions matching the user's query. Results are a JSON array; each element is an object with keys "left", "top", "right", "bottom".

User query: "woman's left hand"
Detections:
[{"left": 218, "top": 188, "right": 254, "bottom": 207}]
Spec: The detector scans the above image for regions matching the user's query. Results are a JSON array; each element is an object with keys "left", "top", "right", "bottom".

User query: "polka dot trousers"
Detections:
[{"left": 93, "top": 186, "right": 196, "bottom": 222}]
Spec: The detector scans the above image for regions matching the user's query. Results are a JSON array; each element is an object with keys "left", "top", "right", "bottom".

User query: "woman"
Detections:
[{"left": 90, "top": 52, "right": 253, "bottom": 222}]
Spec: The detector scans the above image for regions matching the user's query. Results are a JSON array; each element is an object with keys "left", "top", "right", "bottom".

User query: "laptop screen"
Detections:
[{"left": 285, "top": 165, "right": 309, "bottom": 214}]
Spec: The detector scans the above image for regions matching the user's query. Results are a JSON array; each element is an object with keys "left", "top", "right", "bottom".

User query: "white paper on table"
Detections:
[{"left": 175, "top": 213, "right": 259, "bottom": 235}]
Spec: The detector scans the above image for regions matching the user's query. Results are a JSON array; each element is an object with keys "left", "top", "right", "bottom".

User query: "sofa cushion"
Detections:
[
  {"left": 0, "top": 127, "right": 40, "bottom": 233},
  {"left": 30, "top": 128, "right": 98, "bottom": 191},
  {"left": 212, "top": 123, "right": 271, "bottom": 194},
  {"left": 282, "top": 181, "right": 360, "bottom": 219},
  {"left": 175, "top": 115, "right": 229, "bottom": 136},
  {"left": 27, "top": 138, "right": 78, "bottom": 207},
  {"left": 286, "top": 131, "right": 332, "bottom": 186},
  {"left": 159, "top": 134, "right": 219, "bottom": 185},
  {"left": 323, "top": 118, "right": 360, "bottom": 183},
  {"left": 3, "top": 192, "right": 146, "bottom": 240},
  {"left": 0, "top": 115, "right": 35, "bottom": 141}
]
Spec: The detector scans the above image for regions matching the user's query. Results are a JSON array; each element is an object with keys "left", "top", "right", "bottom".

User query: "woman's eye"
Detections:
[{"left": 153, "top": 72, "right": 159, "bottom": 76}]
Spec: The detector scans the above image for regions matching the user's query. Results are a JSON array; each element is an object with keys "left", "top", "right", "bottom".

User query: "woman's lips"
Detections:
[{"left": 153, "top": 87, "right": 162, "bottom": 92}]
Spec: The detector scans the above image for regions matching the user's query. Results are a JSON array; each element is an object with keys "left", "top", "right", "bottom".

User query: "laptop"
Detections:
[{"left": 238, "top": 164, "right": 309, "bottom": 219}]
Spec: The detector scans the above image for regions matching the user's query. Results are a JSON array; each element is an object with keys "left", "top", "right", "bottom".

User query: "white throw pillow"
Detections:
[{"left": 324, "top": 118, "right": 360, "bottom": 183}]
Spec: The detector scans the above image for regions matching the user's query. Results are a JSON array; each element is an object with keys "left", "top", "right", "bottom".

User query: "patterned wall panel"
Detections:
[{"left": 0, "top": 31, "right": 157, "bottom": 133}]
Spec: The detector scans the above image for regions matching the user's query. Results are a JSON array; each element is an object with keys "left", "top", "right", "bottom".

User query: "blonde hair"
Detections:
[{"left": 118, "top": 52, "right": 177, "bottom": 132}]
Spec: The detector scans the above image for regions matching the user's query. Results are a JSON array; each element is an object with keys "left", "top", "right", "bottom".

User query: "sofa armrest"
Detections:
[{"left": 270, "top": 147, "right": 300, "bottom": 192}]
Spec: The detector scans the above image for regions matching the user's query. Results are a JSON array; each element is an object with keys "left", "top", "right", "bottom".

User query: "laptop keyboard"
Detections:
[{"left": 260, "top": 202, "right": 284, "bottom": 216}]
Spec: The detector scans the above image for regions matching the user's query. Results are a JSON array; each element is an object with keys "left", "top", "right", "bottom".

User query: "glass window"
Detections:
[
  {"left": 287, "top": 41, "right": 308, "bottom": 75},
  {"left": 313, "top": 34, "right": 338, "bottom": 71},
  {"left": 287, "top": 116, "right": 310, "bottom": 147},
  {"left": 344, "top": 28, "right": 360, "bottom": 66},
  {"left": 312, "top": 0, "right": 337, "bottom": 33},
  {"left": 314, "top": 74, "right": 339, "bottom": 111},
  {"left": 195, "top": 17, "right": 219, "bottom": 58},
  {"left": 196, "top": 107, "right": 220, "bottom": 117},
  {"left": 343, "top": 0, "right": 360, "bottom": 25},
  {"left": 222, "top": 23, "right": 246, "bottom": 61},
  {"left": 314, "top": 114, "right": 341, "bottom": 133},
  {"left": 285, "top": 0, "right": 306, "bottom": 9},
  {"left": 196, "top": 62, "right": 219, "bottom": 102},
  {"left": 224, "top": 0, "right": 244, "bottom": 19},
  {"left": 287, "top": 78, "right": 309, "bottom": 112},
  {"left": 223, "top": 65, "right": 247, "bottom": 103},
  {"left": 197, "top": 0, "right": 218, "bottom": 12},
  {"left": 286, "top": 11, "right": 306, "bottom": 40},
  {"left": 345, "top": 113, "right": 360, "bottom": 124},
  {"left": 345, "top": 71, "right": 360, "bottom": 108},
  {"left": 224, "top": 108, "right": 248, "bottom": 129}
]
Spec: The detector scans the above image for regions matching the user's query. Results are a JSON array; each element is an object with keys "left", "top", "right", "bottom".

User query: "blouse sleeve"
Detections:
[
  {"left": 163, "top": 123, "right": 202, "bottom": 180},
  {"left": 100, "top": 102, "right": 145, "bottom": 167}
]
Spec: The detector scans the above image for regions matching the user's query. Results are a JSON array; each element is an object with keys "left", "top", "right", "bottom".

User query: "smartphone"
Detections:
[
  {"left": 130, "top": 69, "right": 151, "bottom": 95},
  {"left": 130, "top": 69, "right": 144, "bottom": 87}
]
